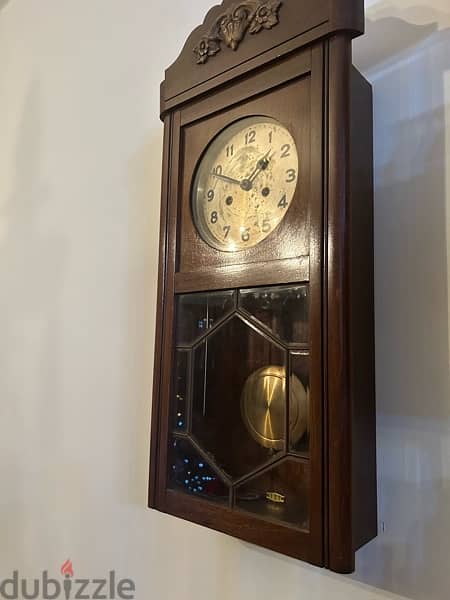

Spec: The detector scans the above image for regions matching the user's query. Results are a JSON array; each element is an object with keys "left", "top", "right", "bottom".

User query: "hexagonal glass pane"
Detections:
[
  {"left": 191, "top": 315, "right": 287, "bottom": 479},
  {"left": 290, "top": 352, "right": 310, "bottom": 455},
  {"left": 176, "top": 290, "right": 236, "bottom": 347},
  {"left": 235, "top": 459, "right": 310, "bottom": 530},
  {"left": 168, "top": 437, "right": 229, "bottom": 504},
  {"left": 171, "top": 350, "right": 189, "bottom": 432},
  {"left": 239, "top": 285, "right": 309, "bottom": 345}
]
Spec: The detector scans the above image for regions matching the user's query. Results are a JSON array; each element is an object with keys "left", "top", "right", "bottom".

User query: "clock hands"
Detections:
[
  {"left": 241, "top": 149, "right": 272, "bottom": 191},
  {"left": 211, "top": 172, "right": 242, "bottom": 186},
  {"left": 211, "top": 148, "right": 273, "bottom": 193}
]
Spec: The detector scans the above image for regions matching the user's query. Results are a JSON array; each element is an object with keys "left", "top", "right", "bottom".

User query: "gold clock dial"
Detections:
[{"left": 192, "top": 116, "right": 299, "bottom": 252}]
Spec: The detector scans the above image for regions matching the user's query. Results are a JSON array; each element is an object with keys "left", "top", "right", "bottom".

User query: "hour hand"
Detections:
[
  {"left": 249, "top": 149, "right": 272, "bottom": 183},
  {"left": 211, "top": 172, "right": 241, "bottom": 186},
  {"left": 241, "top": 149, "right": 272, "bottom": 190}
]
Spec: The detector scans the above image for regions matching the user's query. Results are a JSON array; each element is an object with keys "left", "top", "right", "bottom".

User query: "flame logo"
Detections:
[{"left": 60, "top": 560, "right": 74, "bottom": 578}]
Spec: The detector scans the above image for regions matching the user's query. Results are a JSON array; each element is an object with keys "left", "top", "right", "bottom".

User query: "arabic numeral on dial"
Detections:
[
  {"left": 241, "top": 228, "right": 250, "bottom": 242},
  {"left": 278, "top": 194, "right": 288, "bottom": 209},
  {"left": 207, "top": 189, "right": 214, "bottom": 201},
  {"left": 269, "top": 131, "right": 273, "bottom": 144},
  {"left": 245, "top": 130, "right": 256, "bottom": 145},
  {"left": 281, "top": 144, "right": 290, "bottom": 158},
  {"left": 213, "top": 165, "right": 223, "bottom": 176},
  {"left": 262, "top": 219, "right": 271, "bottom": 233},
  {"left": 286, "top": 169, "right": 296, "bottom": 183},
  {"left": 226, "top": 145, "right": 234, "bottom": 158},
  {"left": 223, "top": 225, "right": 231, "bottom": 239},
  {"left": 210, "top": 211, "right": 218, "bottom": 224}
]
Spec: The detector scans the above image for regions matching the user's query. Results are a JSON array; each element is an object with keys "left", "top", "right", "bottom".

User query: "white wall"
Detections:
[
  {"left": 353, "top": 2, "right": 450, "bottom": 599},
  {"left": 0, "top": 1, "right": 448, "bottom": 599}
]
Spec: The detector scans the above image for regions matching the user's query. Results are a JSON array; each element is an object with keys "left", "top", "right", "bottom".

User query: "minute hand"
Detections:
[{"left": 212, "top": 172, "right": 241, "bottom": 186}]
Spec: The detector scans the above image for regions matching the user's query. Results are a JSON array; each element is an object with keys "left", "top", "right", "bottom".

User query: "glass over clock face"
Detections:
[{"left": 192, "top": 116, "right": 299, "bottom": 252}]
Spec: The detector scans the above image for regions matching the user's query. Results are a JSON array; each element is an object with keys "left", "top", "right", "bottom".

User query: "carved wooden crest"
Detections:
[{"left": 193, "top": 0, "right": 282, "bottom": 64}]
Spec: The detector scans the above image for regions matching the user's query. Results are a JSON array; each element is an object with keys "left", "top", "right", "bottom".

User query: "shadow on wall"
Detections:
[{"left": 352, "top": 3, "right": 450, "bottom": 600}]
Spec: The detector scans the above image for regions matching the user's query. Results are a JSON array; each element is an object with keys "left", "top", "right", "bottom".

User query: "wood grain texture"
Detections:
[
  {"left": 161, "top": 0, "right": 365, "bottom": 113},
  {"left": 179, "top": 49, "right": 311, "bottom": 127},
  {"left": 149, "top": 0, "right": 376, "bottom": 574},
  {"left": 175, "top": 256, "right": 310, "bottom": 294},
  {"left": 178, "top": 74, "right": 312, "bottom": 275},
  {"left": 152, "top": 43, "right": 326, "bottom": 567},
  {"left": 324, "top": 38, "right": 377, "bottom": 574},
  {"left": 326, "top": 34, "right": 353, "bottom": 574},
  {"left": 164, "top": 488, "right": 320, "bottom": 564},
  {"left": 305, "top": 43, "right": 326, "bottom": 561},
  {"left": 148, "top": 115, "right": 172, "bottom": 508},
  {"left": 155, "top": 110, "right": 182, "bottom": 508},
  {"left": 349, "top": 67, "right": 377, "bottom": 552}
]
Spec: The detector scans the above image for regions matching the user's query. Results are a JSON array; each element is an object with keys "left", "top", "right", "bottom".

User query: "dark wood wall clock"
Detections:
[{"left": 148, "top": 0, "right": 377, "bottom": 574}]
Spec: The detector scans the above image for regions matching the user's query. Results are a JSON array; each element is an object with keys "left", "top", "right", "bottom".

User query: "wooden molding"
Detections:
[{"left": 193, "top": 0, "right": 282, "bottom": 64}]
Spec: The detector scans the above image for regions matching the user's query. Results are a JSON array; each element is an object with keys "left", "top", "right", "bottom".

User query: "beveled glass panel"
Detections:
[
  {"left": 168, "top": 437, "right": 229, "bottom": 504},
  {"left": 171, "top": 350, "right": 189, "bottom": 432},
  {"left": 235, "top": 459, "right": 310, "bottom": 530},
  {"left": 192, "top": 316, "right": 286, "bottom": 479},
  {"left": 239, "top": 285, "right": 309, "bottom": 345},
  {"left": 289, "top": 352, "right": 310, "bottom": 455},
  {"left": 176, "top": 291, "right": 236, "bottom": 347}
]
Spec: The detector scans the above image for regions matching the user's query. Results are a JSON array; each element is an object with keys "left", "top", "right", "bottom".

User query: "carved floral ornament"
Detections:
[{"left": 194, "top": 0, "right": 282, "bottom": 65}]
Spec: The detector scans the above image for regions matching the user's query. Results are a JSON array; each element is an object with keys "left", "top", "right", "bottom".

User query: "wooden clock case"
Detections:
[{"left": 149, "top": 0, "right": 377, "bottom": 574}]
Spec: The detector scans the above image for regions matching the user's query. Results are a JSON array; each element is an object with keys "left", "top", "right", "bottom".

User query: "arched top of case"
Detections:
[{"left": 161, "top": 0, "right": 364, "bottom": 117}]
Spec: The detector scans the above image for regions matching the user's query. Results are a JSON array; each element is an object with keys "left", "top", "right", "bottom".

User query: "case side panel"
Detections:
[
  {"left": 349, "top": 67, "right": 377, "bottom": 551},
  {"left": 148, "top": 114, "right": 173, "bottom": 508},
  {"left": 326, "top": 34, "right": 354, "bottom": 574}
]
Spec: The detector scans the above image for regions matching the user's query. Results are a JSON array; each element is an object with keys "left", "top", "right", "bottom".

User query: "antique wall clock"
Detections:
[{"left": 149, "top": 0, "right": 376, "bottom": 573}]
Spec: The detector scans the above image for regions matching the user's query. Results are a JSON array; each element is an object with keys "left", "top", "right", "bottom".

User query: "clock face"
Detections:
[{"left": 191, "top": 116, "right": 299, "bottom": 252}]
